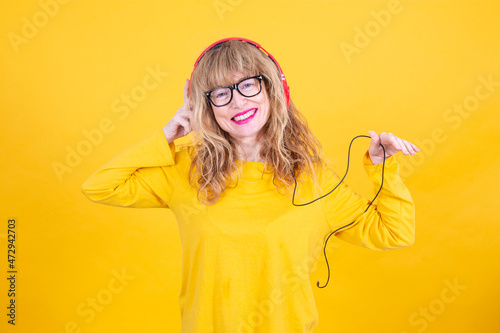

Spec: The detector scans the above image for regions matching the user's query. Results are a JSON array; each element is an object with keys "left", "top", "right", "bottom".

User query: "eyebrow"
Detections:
[{"left": 212, "top": 75, "right": 255, "bottom": 90}]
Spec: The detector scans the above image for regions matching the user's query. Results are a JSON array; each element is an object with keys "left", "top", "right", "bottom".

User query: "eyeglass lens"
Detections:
[{"left": 209, "top": 77, "right": 261, "bottom": 106}]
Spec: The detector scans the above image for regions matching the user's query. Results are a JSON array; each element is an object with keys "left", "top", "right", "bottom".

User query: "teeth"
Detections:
[{"left": 233, "top": 109, "right": 256, "bottom": 122}]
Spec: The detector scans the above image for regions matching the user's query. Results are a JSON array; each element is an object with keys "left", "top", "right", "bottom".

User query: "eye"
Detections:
[
  {"left": 241, "top": 81, "right": 255, "bottom": 90},
  {"left": 215, "top": 91, "right": 228, "bottom": 99},
  {"left": 211, "top": 88, "right": 228, "bottom": 99}
]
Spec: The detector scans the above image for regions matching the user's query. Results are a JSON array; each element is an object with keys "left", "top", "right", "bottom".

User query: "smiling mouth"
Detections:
[{"left": 232, "top": 108, "right": 257, "bottom": 122}]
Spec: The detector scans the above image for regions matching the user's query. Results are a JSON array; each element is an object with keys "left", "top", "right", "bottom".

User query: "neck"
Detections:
[{"left": 233, "top": 135, "right": 264, "bottom": 162}]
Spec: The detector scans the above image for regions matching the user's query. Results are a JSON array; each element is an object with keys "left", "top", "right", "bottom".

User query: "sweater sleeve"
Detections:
[
  {"left": 80, "top": 128, "right": 179, "bottom": 208},
  {"left": 320, "top": 151, "right": 415, "bottom": 251}
]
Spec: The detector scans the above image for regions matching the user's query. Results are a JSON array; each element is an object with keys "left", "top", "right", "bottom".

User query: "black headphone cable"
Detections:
[{"left": 290, "top": 135, "right": 386, "bottom": 288}]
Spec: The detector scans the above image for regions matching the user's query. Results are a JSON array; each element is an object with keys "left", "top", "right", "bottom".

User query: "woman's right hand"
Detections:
[{"left": 163, "top": 79, "right": 193, "bottom": 143}]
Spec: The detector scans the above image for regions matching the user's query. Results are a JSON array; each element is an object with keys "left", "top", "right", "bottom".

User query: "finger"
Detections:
[
  {"left": 368, "top": 130, "right": 380, "bottom": 147},
  {"left": 387, "top": 132, "right": 403, "bottom": 150},
  {"left": 381, "top": 132, "right": 400, "bottom": 150},
  {"left": 401, "top": 140, "right": 417, "bottom": 155},
  {"left": 179, "top": 103, "right": 193, "bottom": 117},
  {"left": 183, "top": 79, "right": 190, "bottom": 105},
  {"left": 368, "top": 131, "right": 384, "bottom": 156},
  {"left": 386, "top": 132, "right": 402, "bottom": 150},
  {"left": 400, "top": 139, "right": 415, "bottom": 155},
  {"left": 400, "top": 139, "right": 412, "bottom": 154},
  {"left": 368, "top": 130, "right": 379, "bottom": 141},
  {"left": 396, "top": 137, "right": 420, "bottom": 155},
  {"left": 397, "top": 137, "right": 411, "bottom": 154},
  {"left": 177, "top": 118, "right": 191, "bottom": 135},
  {"left": 381, "top": 133, "right": 394, "bottom": 149},
  {"left": 410, "top": 142, "right": 420, "bottom": 152},
  {"left": 179, "top": 112, "right": 191, "bottom": 123},
  {"left": 183, "top": 124, "right": 191, "bottom": 136}
]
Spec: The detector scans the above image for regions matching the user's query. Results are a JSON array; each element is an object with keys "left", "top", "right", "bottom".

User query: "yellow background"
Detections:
[{"left": 1, "top": 0, "right": 499, "bottom": 332}]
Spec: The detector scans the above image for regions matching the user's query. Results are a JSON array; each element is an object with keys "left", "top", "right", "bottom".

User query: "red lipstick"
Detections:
[{"left": 231, "top": 108, "right": 258, "bottom": 125}]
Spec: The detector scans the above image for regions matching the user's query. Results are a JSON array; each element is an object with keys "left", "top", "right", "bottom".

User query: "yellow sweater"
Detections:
[{"left": 81, "top": 128, "right": 415, "bottom": 333}]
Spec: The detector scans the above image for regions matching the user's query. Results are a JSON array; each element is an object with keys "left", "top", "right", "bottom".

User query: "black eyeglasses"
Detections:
[{"left": 205, "top": 75, "right": 263, "bottom": 107}]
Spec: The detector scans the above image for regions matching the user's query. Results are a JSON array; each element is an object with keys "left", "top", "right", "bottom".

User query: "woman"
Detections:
[{"left": 81, "top": 38, "right": 419, "bottom": 333}]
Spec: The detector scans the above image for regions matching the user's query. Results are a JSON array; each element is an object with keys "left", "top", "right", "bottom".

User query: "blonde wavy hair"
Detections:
[{"left": 188, "top": 40, "right": 324, "bottom": 205}]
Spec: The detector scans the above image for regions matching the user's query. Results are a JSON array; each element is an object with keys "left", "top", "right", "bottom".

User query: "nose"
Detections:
[{"left": 230, "top": 88, "right": 247, "bottom": 108}]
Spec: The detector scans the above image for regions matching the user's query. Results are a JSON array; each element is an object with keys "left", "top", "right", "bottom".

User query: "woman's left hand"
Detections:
[{"left": 367, "top": 131, "right": 420, "bottom": 165}]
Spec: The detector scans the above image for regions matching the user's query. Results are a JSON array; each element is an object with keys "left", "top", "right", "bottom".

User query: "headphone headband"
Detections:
[{"left": 189, "top": 37, "right": 290, "bottom": 109}]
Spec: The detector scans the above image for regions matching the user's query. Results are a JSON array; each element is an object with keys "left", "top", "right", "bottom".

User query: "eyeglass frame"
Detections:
[{"left": 204, "top": 75, "right": 264, "bottom": 107}]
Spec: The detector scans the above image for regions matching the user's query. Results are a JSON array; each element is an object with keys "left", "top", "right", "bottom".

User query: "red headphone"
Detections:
[{"left": 189, "top": 37, "right": 290, "bottom": 109}]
